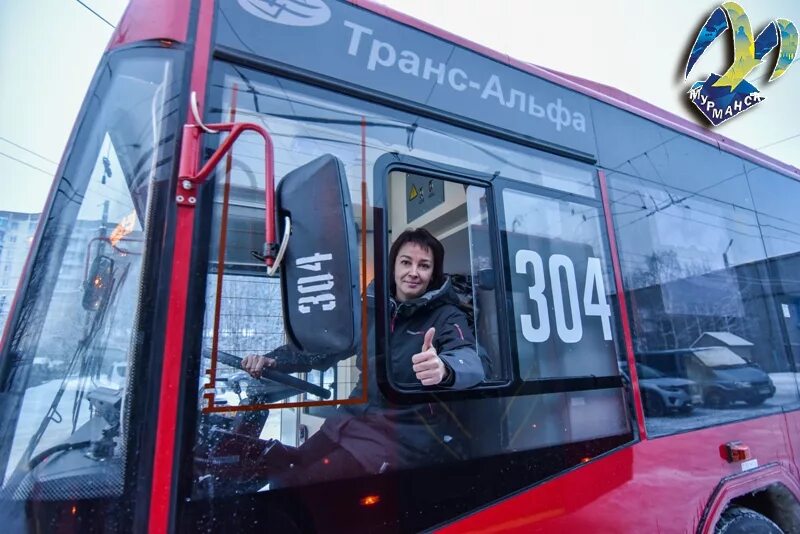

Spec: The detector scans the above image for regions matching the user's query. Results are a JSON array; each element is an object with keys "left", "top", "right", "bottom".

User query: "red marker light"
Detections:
[{"left": 360, "top": 495, "right": 381, "bottom": 506}]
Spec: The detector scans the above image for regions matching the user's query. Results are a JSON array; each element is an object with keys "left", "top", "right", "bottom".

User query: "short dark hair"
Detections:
[{"left": 389, "top": 227, "right": 445, "bottom": 297}]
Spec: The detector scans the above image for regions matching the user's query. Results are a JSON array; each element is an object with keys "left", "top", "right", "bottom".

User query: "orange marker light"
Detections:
[
  {"left": 722, "top": 441, "right": 751, "bottom": 462},
  {"left": 360, "top": 495, "right": 381, "bottom": 506}
]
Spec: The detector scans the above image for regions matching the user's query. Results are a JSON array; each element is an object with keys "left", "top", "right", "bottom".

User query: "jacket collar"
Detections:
[{"left": 390, "top": 276, "right": 454, "bottom": 317}]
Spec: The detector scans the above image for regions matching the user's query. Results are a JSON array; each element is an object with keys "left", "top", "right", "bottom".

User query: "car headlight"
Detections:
[{"left": 733, "top": 381, "right": 751, "bottom": 388}]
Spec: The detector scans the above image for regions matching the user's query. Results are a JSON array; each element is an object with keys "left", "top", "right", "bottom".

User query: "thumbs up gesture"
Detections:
[{"left": 412, "top": 327, "right": 448, "bottom": 386}]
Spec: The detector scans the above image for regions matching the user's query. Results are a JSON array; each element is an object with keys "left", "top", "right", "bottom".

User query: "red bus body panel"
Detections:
[
  {"left": 598, "top": 169, "right": 647, "bottom": 439},
  {"left": 442, "top": 412, "right": 800, "bottom": 532},
  {"left": 108, "top": 0, "right": 192, "bottom": 49}
]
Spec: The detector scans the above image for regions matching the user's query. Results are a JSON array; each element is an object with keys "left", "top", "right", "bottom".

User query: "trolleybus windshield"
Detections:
[{"left": 0, "top": 50, "right": 182, "bottom": 503}]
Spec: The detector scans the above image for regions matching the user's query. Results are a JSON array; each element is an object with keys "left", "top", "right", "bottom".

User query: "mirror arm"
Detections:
[
  {"left": 268, "top": 217, "right": 291, "bottom": 276},
  {"left": 177, "top": 122, "right": 278, "bottom": 267}
]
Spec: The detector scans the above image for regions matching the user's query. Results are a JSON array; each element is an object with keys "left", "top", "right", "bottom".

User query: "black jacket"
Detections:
[{"left": 267, "top": 277, "right": 486, "bottom": 473}]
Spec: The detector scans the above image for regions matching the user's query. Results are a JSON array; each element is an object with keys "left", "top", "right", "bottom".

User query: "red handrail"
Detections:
[{"left": 177, "top": 122, "right": 277, "bottom": 266}]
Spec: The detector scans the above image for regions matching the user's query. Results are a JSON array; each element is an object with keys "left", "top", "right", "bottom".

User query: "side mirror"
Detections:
[
  {"left": 276, "top": 155, "right": 360, "bottom": 355},
  {"left": 83, "top": 255, "right": 114, "bottom": 311}
]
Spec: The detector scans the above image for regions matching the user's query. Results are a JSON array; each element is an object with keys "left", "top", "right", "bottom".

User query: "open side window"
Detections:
[{"left": 377, "top": 156, "right": 511, "bottom": 395}]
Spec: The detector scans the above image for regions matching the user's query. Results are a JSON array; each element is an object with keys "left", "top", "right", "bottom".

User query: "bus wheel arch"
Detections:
[{"left": 700, "top": 465, "right": 800, "bottom": 534}]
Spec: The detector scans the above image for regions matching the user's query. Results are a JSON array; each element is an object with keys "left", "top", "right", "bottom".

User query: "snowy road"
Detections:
[{"left": 646, "top": 373, "right": 799, "bottom": 436}]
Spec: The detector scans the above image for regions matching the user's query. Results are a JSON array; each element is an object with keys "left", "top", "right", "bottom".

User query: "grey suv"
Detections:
[{"left": 621, "top": 362, "right": 702, "bottom": 416}]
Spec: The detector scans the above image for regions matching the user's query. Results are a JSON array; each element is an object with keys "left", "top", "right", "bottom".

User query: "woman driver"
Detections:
[{"left": 242, "top": 227, "right": 485, "bottom": 486}]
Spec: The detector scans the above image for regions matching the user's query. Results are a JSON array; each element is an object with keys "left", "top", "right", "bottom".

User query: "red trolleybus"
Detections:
[{"left": 1, "top": 0, "right": 800, "bottom": 532}]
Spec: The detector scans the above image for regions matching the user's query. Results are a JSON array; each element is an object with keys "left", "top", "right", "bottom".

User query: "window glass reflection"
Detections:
[
  {"left": 747, "top": 164, "right": 800, "bottom": 405},
  {"left": 609, "top": 168, "right": 799, "bottom": 436},
  {"left": 0, "top": 54, "right": 179, "bottom": 502}
]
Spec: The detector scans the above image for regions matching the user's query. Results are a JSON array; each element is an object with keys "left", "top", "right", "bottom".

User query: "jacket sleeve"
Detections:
[
  {"left": 264, "top": 344, "right": 353, "bottom": 374},
  {"left": 433, "top": 308, "right": 486, "bottom": 389},
  {"left": 264, "top": 294, "right": 375, "bottom": 373},
  {"left": 264, "top": 298, "right": 373, "bottom": 374}
]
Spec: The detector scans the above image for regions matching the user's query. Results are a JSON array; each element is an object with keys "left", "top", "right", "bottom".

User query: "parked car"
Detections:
[
  {"left": 638, "top": 347, "right": 775, "bottom": 408},
  {"left": 621, "top": 362, "right": 701, "bottom": 416},
  {"left": 108, "top": 361, "right": 128, "bottom": 386}
]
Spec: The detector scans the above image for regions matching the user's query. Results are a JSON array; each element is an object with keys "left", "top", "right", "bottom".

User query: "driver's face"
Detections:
[{"left": 394, "top": 242, "right": 434, "bottom": 302}]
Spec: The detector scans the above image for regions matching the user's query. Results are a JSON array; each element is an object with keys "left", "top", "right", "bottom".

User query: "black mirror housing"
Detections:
[{"left": 276, "top": 154, "right": 361, "bottom": 356}]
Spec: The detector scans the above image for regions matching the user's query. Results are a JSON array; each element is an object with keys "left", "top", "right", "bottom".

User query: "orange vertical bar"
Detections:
[
  {"left": 207, "top": 84, "right": 239, "bottom": 402},
  {"left": 360, "top": 116, "right": 368, "bottom": 402}
]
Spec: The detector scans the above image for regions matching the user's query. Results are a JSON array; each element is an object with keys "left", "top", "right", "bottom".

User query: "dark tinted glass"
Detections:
[
  {"left": 608, "top": 150, "right": 799, "bottom": 436},
  {"left": 747, "top": 164, "right": 800, "bottom": 403},
  {"left": 501, "top": 187, "right": 620, "bottom": 380}
]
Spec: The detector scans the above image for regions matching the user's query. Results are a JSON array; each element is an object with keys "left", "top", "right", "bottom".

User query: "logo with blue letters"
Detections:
[
  {"left": 685, "top": 1, "right": 798, "bottom": 126},
  {"left": 238, "top": 0, "right": 331, "bottom": 27}
]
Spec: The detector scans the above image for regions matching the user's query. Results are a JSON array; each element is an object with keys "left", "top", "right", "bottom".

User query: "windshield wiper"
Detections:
[
  {"left": 15, "top": 268, "right": 120, "bottom": 472},
  {"left": 28, "top": 441, "right": 92, "bottom": 470}
]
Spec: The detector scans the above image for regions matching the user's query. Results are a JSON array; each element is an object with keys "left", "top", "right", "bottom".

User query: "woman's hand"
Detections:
[
  {"left": 411, "top": 327, "right": 448, "bottom": 386},
  {"left": 241, "top": 354, "right": 276, "bottom": 378}
]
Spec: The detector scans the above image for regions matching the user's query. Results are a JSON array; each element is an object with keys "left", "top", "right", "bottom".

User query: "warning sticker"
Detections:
[{"left": 406, "top": 174, "right": 444, "bottom": 223}]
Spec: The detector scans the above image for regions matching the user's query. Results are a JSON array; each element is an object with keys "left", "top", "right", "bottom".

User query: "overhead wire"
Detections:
[
  {"left": 0, "top": 150, "right": 54, "bottom": 176},
  {"left": 74, "top": 0, "right": 115, "bottom": 29},
  {"left": 757, "top": 132, "right": 800, "bottom": 151},
  {"left": 0, "top": 137, "right": 58, "bottom": 165}
]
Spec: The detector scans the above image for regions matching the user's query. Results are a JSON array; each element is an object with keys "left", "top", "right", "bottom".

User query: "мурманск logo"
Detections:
[
  {"left": 685, "top": 1, "right": 798, "bottom": 126},
  {"left": 238, "top": 0, "right": 331, "bottom": 27}
]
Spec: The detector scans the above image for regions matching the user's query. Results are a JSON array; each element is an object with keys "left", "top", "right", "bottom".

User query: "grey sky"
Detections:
[
  {"left": 1, "top": 0, "right": 798, "bottom": 213},
  {"left": 0, "top": 0, "right": 125, "bottom": 212}
]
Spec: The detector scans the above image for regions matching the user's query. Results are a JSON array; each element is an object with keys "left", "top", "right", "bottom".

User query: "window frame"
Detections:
[
  {"left": 373, "top": 153, "right": 511, "bottom": 403},
  {"left": 494, "top": 174, "right": 624, "bottom": 393},
  {"left": 374, "top": 154, "right": 625, "bottom": 403}
]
